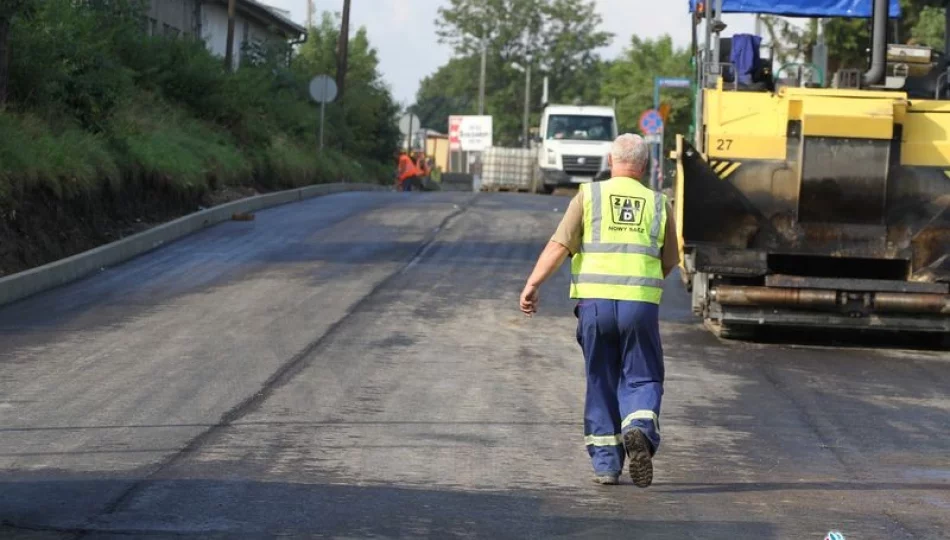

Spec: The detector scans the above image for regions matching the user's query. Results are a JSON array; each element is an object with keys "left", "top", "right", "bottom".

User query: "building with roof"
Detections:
[{"left": 144, "top": 0, "right": 307, "bottom": 69}]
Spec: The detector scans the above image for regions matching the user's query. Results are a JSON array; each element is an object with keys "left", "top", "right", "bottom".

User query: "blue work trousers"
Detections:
[{"left": 575, "top": 299, "right": 664, "bottom": 476}]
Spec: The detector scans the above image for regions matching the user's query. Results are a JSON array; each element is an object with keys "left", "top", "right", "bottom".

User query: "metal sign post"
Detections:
[
  {"left": 309, "top": 75, "right": 339, "bottom": 151},
  {"left": 639, "top": 109, "right": 664, "bottom": 190},
  {"left": 650, "top": 77, "right": 692, "bottom": 190},
  {"left": 320, "top": 100, "right": 326, "bottom": 149}
]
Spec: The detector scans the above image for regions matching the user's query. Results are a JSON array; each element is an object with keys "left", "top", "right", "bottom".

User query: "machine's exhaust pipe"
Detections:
[
  {"left": 711, "top": 285, "right": 950, "bottom": 314},
  {"left": 873, "top": 293, "right": 950, "bottom": 314},
  {"left": 862, "top": 0, "right": 888, "bottom": 86},
  {"left": 711, "top": 286, "right": 838, "bottom": 308}
]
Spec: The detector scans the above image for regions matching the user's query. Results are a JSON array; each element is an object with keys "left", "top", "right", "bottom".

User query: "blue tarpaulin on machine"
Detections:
[{"left": 687, "top": 0, "right": 900, "bottom": 18}]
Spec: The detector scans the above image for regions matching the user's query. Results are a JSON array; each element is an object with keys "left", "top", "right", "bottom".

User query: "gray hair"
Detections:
[{"left": 610, "top": 133, "right": 649, "bottom": 170}]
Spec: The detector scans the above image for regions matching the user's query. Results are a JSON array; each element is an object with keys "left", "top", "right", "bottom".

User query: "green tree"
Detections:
[
  {"left": 414, "top": 52, "right": 548, "bottom": 145},
  {"left": 293, "top": 12, "right": 400, "bottom": 162},
  {"left": 0, "top": 0, "right": 37, "bottom": 105},
  {"left": 759, "top": 17, "right": 818, "bottom": 65},
  {"left": 536, "top": 0, "right": 613, "bottom": 105},
  {"left": 413, "top": 55, "right": 481, "bottom": 133},
  {"left": 822, "top": 19, "right": 872, "bottom": 74},
  {"left": 760, "top": 16, "right": 870, "bottom": 77},
  {"left": 899, "top": 0, "right": 945, "bottom": 44},
  {"left": 760, "top": 0, "right": 949, "bottom": 79},
  {"left": 8, "top": 0, "right": 146, "bottom": 127},
  {"left": 430, "top": 0, "right": 613, "bottom": 145},
  {"left": 909, "top": 5, "right": 945, "bottom": 51},
  {"left": 601, "top": 35, "right": 692, "bottom": 148}
]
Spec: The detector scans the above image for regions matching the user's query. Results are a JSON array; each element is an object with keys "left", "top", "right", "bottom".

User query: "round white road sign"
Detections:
[{"left": 309, "top": 75, "right": 338, "bottom": 103}]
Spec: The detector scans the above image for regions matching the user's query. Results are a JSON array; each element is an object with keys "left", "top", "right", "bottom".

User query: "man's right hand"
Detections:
[{"left": 520, "top": 284, "right": 539, "bottom": 316}]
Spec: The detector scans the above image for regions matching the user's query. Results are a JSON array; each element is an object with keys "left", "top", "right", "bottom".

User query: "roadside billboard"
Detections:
[{"left": 449, "top": 115, "right": 493, "bottom": 152}]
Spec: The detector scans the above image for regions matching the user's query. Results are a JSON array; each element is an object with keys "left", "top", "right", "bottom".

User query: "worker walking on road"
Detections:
[{"left": 519, "top": 133, "right": 680, "bottom": 487}]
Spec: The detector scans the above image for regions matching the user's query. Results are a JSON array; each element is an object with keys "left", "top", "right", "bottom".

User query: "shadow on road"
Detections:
[
  {"left": 0, "top": 474, "right": 777, "bottom": 538},
  {"left": 664, "top": 481, "right": 950, "bottom": 495},
  {"left": 725, "top": 326, "right": 950, "bottom": 352}
]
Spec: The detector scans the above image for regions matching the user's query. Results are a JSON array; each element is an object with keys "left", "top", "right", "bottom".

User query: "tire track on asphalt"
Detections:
[{"left": 72, "top": 194, "right": 478, "bottom": 538}]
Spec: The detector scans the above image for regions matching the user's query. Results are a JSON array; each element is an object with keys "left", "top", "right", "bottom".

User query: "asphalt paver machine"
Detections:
[{"left": 675, "top": 0, "right": 950, "bottom": 338}]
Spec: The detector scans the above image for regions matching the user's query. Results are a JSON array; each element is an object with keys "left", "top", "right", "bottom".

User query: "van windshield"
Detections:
[{"left": 546, "top": 115, "right": 615, "bottom": 141}]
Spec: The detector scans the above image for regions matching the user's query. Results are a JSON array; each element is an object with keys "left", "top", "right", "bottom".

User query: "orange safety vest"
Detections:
[{"left": 398, "top": 154, "right": 421, "bottom": 181}]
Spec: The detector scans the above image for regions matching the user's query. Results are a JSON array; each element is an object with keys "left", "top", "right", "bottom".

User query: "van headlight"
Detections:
[{"left": 546, "top": 149, "right": 557, "bottom": 165}]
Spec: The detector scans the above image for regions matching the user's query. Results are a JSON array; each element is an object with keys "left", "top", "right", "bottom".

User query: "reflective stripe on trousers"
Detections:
[
  {"left": 584, "top": 434, "right": 623, "bottom": 447},
  {"left": 622, "top": 409, "right": 660, "bottom": 433}
]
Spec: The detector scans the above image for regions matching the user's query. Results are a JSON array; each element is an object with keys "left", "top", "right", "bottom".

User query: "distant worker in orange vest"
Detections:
[{"left": 395, "top": 150, "right": 421, "bottom": 192}]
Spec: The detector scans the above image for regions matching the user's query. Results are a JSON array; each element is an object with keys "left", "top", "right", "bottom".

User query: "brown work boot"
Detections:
[{"left": 623, "top": 429, "right": 654, "bottom": 488}]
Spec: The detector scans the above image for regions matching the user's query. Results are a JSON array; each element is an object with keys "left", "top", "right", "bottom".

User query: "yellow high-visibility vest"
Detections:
[{"left": 570, "top": 177, "right": 667, "bottom": 304}]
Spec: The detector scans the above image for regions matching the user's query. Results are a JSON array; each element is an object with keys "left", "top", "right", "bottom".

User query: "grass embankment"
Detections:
[
  {"left": 0, "top": 98, "right": 385, "bottom": 277},
  {"left": 0, "top": 97, "right": 375, "bottom": 202},
  {"left": 0, "top": 99, "right": 386, "bottom": 276},
  {"left": 0, "top": 1, "right": 399, "bottom": 277}
]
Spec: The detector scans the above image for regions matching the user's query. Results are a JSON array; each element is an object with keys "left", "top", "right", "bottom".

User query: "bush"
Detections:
[
  {"left": 122, "top": 36, "right": 231, "bottom": 119},
  {"left": 1, "top": 0, "right": 396, "bottom": 205},
  {"left": 107, "top": 95, "right": 252, "bottom": 193},
  {"left": 8, "top": 0, "right": 138, "bottom": 130}
]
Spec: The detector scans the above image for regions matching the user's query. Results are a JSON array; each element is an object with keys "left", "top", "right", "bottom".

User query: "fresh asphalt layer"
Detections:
[{"left": 1, "top": 191, "right": 948, "bottom": 539}]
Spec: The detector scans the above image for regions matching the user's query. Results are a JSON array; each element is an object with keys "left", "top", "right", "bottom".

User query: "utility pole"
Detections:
[
  {"left": 307, "top": 0, "right": 313, "bottom": 28},
  {"left": 336, "top": 0, "right": 351, "bottom": 100},
  {"left": 522, "top": 59, "right": 531, "bottom": 148},
  {"left": 478, "top": 39, "right": 487, "bottom": 115},
  {"left": 0, "top": 14, "right": 10, "bottom": 106},
  {"left": 945, "top": 5, "right": 950, "bottom": 59},
  {"left": 224, "top": 0, "right": 236, "bottom": 71}
]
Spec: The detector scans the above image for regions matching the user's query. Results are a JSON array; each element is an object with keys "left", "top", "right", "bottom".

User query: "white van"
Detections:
[{"left": 536, "top": 104, "right": 618, "bottom": 193}]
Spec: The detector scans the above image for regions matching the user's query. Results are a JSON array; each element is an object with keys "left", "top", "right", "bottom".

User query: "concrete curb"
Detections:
[{"left": 0, "top": 181, "right": 387, "bottom": 308}]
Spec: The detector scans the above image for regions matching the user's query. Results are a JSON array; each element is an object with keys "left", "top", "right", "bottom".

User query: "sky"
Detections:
[{"left": 266, "top": 0, "right": 757, "bottom": 106}]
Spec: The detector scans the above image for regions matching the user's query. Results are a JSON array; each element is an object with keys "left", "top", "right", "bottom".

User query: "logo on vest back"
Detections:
[{"left": 610, "top": 195, "right": 646, "bottom": 226}]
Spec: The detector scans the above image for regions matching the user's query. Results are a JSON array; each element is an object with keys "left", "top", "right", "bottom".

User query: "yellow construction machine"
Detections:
[{"left": 676, "top": 0, "right": 950, "bottom": 338}]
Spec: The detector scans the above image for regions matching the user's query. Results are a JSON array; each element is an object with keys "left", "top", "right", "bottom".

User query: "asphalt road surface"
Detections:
[{"left": 1, "top": 192, "right": 948, "bottom": 539}]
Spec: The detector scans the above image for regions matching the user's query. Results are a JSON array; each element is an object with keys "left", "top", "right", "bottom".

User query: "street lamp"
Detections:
[{"left": 511, "top": 57, "right": 532, "bottom": 149}]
